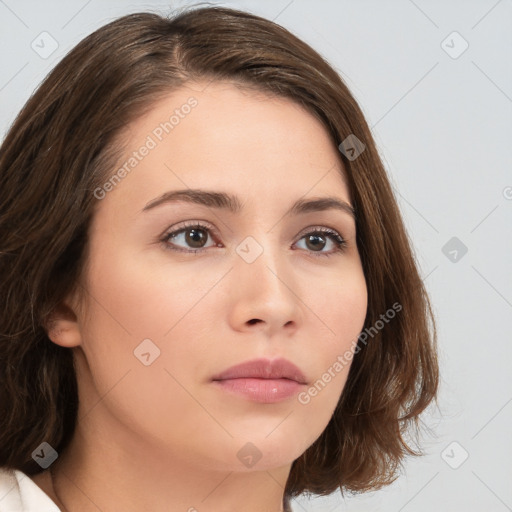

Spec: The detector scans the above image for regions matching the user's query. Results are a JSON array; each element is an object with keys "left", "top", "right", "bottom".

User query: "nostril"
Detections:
[{"left": 248, "top": 318, "right": 261, "bottom": 325}]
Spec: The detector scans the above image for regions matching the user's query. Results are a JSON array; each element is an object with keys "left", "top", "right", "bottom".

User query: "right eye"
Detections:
[{"left": 161, "top": 221, "right": 221, "bottom": 253}]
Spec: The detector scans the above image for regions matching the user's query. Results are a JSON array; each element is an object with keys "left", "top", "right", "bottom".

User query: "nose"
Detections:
[{"left": 227, "top": 238, "right": 303, "bottom": 337}]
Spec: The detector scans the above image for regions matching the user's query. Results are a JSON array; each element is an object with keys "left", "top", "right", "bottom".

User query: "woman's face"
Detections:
[{"left": 68, "top": 81, "right": 367, "bottom": 473}]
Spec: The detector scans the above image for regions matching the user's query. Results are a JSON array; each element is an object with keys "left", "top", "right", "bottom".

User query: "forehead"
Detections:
[{"left": 102, "top": 81, "right": 352, "bottom": 212}]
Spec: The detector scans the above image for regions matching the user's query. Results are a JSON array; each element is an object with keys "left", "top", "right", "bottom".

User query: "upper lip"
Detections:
[{"left": 211, "top": 358, "right": 307, "bottom": 385}]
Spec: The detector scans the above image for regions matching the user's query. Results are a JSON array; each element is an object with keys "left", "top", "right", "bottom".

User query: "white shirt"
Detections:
[{"left": 0, "top": 467, "right": 59, "bottom": 512}]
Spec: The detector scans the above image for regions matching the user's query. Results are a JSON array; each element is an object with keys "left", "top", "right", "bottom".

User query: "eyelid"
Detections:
[
  {"left": 160, "top": 220, "right": 348, "bottom": 256},
  {"left": 160, "top": 220, "right": 221, "bottom": 251},
  {"left": 160, "top": 219, "right": 216, "bottom": 236},
  {"left": 162, "top": 220, "right": 346, "bottom": 239}
]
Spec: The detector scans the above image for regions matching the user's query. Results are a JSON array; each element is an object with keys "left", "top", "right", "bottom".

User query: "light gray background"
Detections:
[{"left": 1, "top": 1, "right": 511, "bottom": 510}]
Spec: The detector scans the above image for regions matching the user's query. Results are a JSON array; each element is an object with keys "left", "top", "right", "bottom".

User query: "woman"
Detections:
[{"left": 0, "top": 6, "right": 438, "bottom": 511}]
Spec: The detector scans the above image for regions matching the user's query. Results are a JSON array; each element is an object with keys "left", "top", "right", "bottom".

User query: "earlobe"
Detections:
[{"left": 44, "top": 302, "right": 82, "bottom": 348}]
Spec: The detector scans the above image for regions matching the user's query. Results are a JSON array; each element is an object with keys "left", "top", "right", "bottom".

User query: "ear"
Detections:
[{"left": 44, "top": 300, "right": 82, "bottom": 348}]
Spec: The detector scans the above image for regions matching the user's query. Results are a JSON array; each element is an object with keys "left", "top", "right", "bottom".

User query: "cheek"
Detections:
[
  {"left": 309, "top": 260, "right": 368, "bottom": 346},
  {"left": 75, "top": 251, "right": 211, "bottom": 452},
  {"left": 299, "top": 265, "right": 367, "bottom": 409},
  {"left": 83, "top": 242, "right": 208, "bottom": 339},
  {"left": 76, "top": 245, "right": 219, "bottom": 403}
]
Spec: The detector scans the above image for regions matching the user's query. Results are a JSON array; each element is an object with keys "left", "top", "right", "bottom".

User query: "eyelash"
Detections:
[{"left": 160, "top": 220, "right": 348, "bottom": 258}]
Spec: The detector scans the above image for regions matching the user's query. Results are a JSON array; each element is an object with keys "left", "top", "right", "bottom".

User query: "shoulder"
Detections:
[{"left": 0, "top": 466, "right": 60, "bottom": 511}]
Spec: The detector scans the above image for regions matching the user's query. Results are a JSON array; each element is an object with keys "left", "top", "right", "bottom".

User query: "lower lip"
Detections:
[{"left": 213, "top": 378, "right": 304, "bottom": 403}]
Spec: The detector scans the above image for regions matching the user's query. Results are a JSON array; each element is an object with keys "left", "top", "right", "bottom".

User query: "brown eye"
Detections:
[
  {"left": 161, "top": 222, "right": 346, "bottom": 257},
  {"left": 183, "top": 227, "right": 208, "bottom": 248},
  {"left": 162, "top": 222, "right": 218, "bottom": 253},
  {"left": 304, "top": 233, "right": 327, "bottom": 252},
  {"left": 294, "top": 228, "right": 347, "bottom": 257}
]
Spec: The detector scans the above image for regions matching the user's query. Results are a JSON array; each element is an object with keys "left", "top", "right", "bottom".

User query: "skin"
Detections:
[{"left": 34, "top": 81, "right": 368, "bottom": 512}]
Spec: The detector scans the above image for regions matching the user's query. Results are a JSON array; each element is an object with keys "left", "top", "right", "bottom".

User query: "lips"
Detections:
[
  {"left": 211, "top": 358, "right": 308, "bottom": 403},
  {"left": 211, "top": 358, "right": 307, "bottom": 384}
]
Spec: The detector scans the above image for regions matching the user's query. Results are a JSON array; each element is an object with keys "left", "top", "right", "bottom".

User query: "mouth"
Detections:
[{"left": 211, "top": 358, "right": 307, "bottom": 403}]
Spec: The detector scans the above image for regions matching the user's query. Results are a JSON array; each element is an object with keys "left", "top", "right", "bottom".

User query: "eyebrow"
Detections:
[{"left": 141, "top": 189, "right": 356, "bottom": 219}]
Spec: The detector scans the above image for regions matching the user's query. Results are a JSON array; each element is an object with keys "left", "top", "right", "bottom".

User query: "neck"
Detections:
[{"left": 49, "top": 415, "right": 292, "bottom": 512}]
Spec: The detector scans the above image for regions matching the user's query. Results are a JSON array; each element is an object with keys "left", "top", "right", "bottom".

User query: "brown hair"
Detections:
[{"left": 0, "top": 5, "right": 438, "bottom": 500}]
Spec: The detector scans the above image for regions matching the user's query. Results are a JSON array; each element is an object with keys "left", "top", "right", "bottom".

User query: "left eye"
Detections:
[
  {"left": 161, "top": 222, "right": 347, "bottom": 257},
  {"left": 294, "top": 231, "right": 345, "bottom": 253}
]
